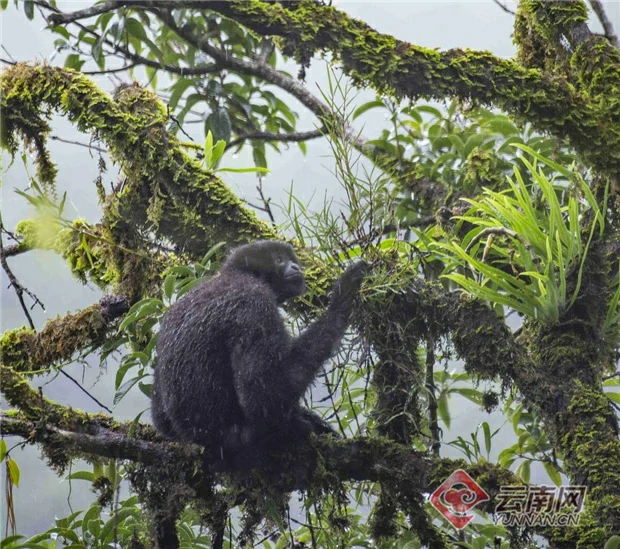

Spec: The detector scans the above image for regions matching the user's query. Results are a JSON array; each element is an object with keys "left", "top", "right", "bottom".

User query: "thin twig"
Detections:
[
  {"left": 0, "top": 224, "right": 45, "bottom": 329},
  {"left": 50, "top": 134, "right": 107, "bottom": 153},
  {"left": 82, "top": 63, "right": 138, "bottom": 75},
  {"left": 588, "top": 0, "right": 619, "bottom": 47},
  {"left": 1, "top": 45, "right": 16, "bottom": 62},
  {"left": 256, "top": 175, "right": 276, "bottom": 226},
  {"left": 226, "top": 128, "right": 324, "bottom": 151},
  {"left": 491, "top": 0, "right": 516, "bottom": 15},
  {"left": 56, "top": 369, "right": 113, "bottom": 413},
  {"left": 167, "top": 105, "right": 195, "bottom": 142}
]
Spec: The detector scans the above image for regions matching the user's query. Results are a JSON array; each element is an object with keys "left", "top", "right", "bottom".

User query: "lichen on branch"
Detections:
[{"left": 1, "top": 64, "right": 276, "bottom": 257}]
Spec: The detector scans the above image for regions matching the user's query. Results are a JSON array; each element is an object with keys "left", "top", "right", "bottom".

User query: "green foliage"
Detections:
[
  {"left": 447, "top": 421, "right": 499, "bottom": 463},
  {"left": 202, "top": 131, "right": 268, "bottom": 174},
  {"left": 431, "top": 370, "right": 486, "bottom": 430},
  {"left": 0, "top": 439, "right": 21, "bottom": 496},
  {"left": 603, "top": 262, "right": 620, "bottom": 346},
  {"left": 355, "top": 97, "right": 578, "bottom": 200},
  {"left": 23, "top": 498, "right": 145, "bottom": 549},
  {"left": 47, "top": 7, "right": 298, "bottom": 168},
  {"left": 4, "top": 3, "right": 619, "bottom": 546},
  {"left": 416, "top": 150, "right": 604, "bottom": 323},
  {"left": 605, "top": 535, "right": 620, "bottom": 549},
  {"left": 496, "top": 395, "right": 561, "bottom": 486}
]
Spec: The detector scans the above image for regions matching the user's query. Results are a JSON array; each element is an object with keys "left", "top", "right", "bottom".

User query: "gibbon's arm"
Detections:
[
  {"left": 231, "top": 262, "right": 366, "bottom": 427},
  {"left": 290, "top": 261, "right": 366, "bottom": 370}
]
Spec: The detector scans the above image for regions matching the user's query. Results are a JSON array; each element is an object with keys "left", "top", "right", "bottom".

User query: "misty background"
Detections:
[{"left": 1, "top": 0, "right": 617, "bottom": 537}]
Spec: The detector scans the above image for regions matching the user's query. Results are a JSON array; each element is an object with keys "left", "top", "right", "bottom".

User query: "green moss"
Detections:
[
  {"left": 15, "top": 218, "right": 57, "bottom": 250},
  {"left": 463, "top": 148, "right": 505, "bottom": 192},
  {"left": 0, "top": 304, "right": 108, "bottom": 372},
  {"left": 1, "top": 65, "right": 276, "bottom": 264},
  {"left": 0, "top": 326, "right": 34, "bottom": 371},
  {"left": 208, "top": 1, "right": 620, "bottom": 178}
]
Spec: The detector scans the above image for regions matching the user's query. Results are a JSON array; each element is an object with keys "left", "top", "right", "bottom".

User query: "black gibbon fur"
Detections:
[{"left": 151, "top": 240, "right": 365, "bottom": 468}]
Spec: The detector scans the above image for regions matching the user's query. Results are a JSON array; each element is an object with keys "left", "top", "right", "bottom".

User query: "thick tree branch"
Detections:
[
  {"left": 1, "top": 295, "right": 129, "bottom": 372},
  {"left": 2, "top": 411, "right": 528, "bottom": 500},
  {"left": 1, "top": 64, "right": 277, "bottom": 254},
  {"left": 1, "top": 241, "right": 29, "bottom": 257},
  {"left": 171, "top": 0, "right": 618, "bottom": 177},
  {"left": 45, "top": 0, "right": 120, "bottom": 24},
  {"left": 1, "top": 413, "right": 173, "bottom": 464}
]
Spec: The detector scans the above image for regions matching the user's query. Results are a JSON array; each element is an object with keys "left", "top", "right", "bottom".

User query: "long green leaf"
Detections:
[{"left": 512, "top": 143, "right": 573, "bottom": 177}]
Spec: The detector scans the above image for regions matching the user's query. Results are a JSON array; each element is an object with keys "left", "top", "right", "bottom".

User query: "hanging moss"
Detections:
[{"left": 1, "top": 65, "right": 276, "bottom": 259}]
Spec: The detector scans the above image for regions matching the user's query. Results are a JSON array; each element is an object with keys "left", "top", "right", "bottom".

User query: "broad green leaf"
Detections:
[
  {"left": 515, "top": 459, "right": 531, "bottom": 482},
  {"left": 7, "top": 457, "right": 20, "bottom": 487},
  {"left": 604, "top": 535, "right": 620, "bottom": 549},
  {"left": 92, "top": 34, "right": 105, "bottom": 70},
  {"left": 128, "top": 410, "right": 145, "bottom": 437},
  {"left": 1, "top": 536, "right": 25, "bottom": 548},
  {"left": 437, "top": 392, "right": 450, "bottom": 429},
  {"left": 64, "top": 54, "right": 85, "bottom": 71},
  {"left": 463, "top": 133, "right": 486, "bottom": 157},
  {"left": 203, "top": 130, "right": 213, "bottom": 168},
  {"left": 352, "top": 100, "right": 385, "bottom": 120},
  {"left": 212, "top": 139, "right": 226, "bottom": 166},
  {"left": 482, "top": 421, "right": 492, "bottom": 455},
  {"left": 447, "top": 134, "right": 465, "bottom": 156},
  {"left": 201, "top": 241, "right": 227, "bottom": 265},
  {"left": 414, "top": 105, "right": 444, "bottom": 119},
  {"left": 114, "top": 376, "right": 141, "bottom": 405},
  {"left": 115, "top": 360, "right": 138, "bottom": 390},
  {"left": 252, "top": 145, "right": 267, "bottom": 169},
  {"left": 138, "top": 381, "right": 152, "bottom": 397},
  {"left": 124, "top": 17, "right": 147, "bottom": 41},
  {"left": 66, "top": 470, "right": 95, "bottom": 482},
  {"left": 208, "top": 108, "right": 232, "bottom": 144},
  {"left": 483, "top": 117, "right": 518, "bottom": 137},
  {"left": 168, "top": 78, "right": 194, "bottom": 111},
  {"left": 606, "top": 392, "right": 620, "bottom": 404},
  {"left": 542, "top": 460, "right": 562, "bottom": 486},
  {"left": 163, "top": 274, "right": 176, "bottom": 302},
  {"left": 87, "top": 518, "right": 101, "bottom": 537},
  {"left": 24, "top": 0, "right": 34, "bottom": 19}
]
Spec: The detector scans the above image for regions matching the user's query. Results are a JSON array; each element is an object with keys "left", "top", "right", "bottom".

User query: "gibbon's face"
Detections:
[{"left": 270, "top": 248, "right": 306, "bottom": 302}]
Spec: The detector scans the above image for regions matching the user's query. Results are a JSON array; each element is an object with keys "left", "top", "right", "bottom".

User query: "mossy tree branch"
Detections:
[
  {"left": 0, "top": 295, "right": 129, "bottom": 373},
  {"left": 365, "top": 272, "right": 620, "bottom": 544},
  {"left": 1, "top": 411, "right": 527, "bottom": 511},
  {"left": 47, "top": 0, "right": 618, "bottom": 177},
  {"left": 3, "top": 55, "right": 619, "bottom": 544},
  {"left": 1, "top": 64, "right": 277, "bottom": 256}
]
